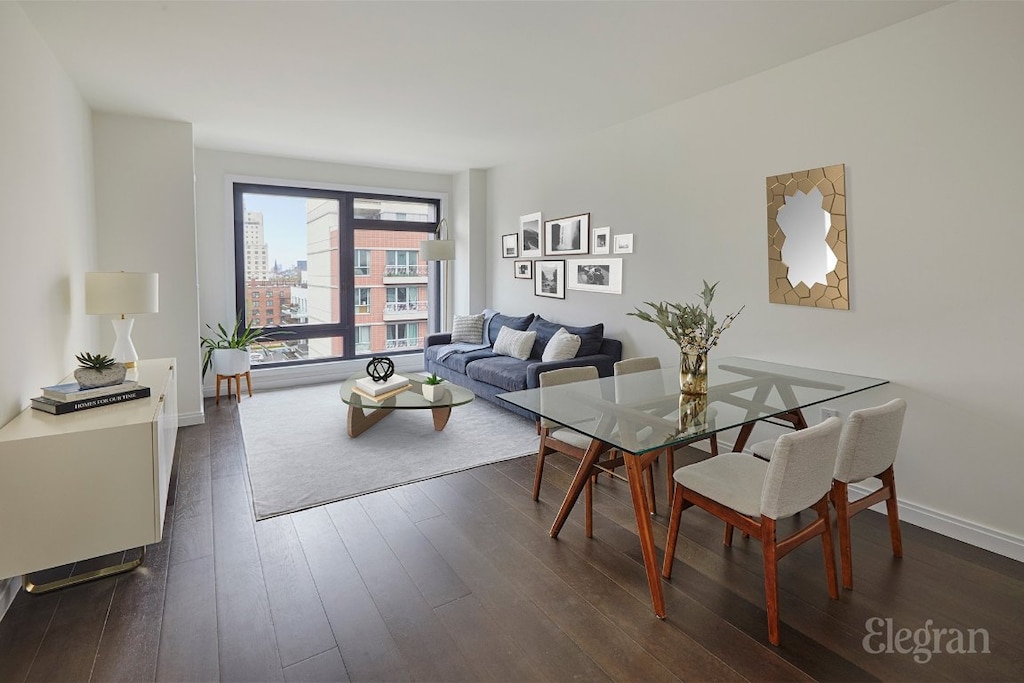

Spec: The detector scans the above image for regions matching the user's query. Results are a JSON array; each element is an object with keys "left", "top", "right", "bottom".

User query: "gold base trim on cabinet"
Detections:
[{"left": 22, "top": 546, "right": 146, "bottom": 594}]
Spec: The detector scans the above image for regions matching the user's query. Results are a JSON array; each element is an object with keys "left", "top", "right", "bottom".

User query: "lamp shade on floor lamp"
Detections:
[{"left": 85, "top": 271, "right": 159, "bottom": 366}]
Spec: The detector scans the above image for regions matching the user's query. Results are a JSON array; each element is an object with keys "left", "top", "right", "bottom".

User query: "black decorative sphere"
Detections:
[{"left": 366, "top": 356, "right": 395, "bottom": 383}]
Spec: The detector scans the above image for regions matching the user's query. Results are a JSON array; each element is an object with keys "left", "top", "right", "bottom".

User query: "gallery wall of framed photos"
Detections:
[{"left": 512, "top": 210, "right": 632, "bottom": 299}]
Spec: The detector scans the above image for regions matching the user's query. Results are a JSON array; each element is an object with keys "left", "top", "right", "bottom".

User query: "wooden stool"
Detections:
[{"left": 215, "top": 372, "right": 252, "bottom": 404}]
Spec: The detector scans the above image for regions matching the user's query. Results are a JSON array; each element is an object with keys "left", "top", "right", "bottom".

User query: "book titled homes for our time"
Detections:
[{"left": 31, "top": 384, "right": 152, "bottom": 415}]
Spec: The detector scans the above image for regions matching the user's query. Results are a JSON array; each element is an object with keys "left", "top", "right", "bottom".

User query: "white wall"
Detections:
[
  {"left": 193, "top": 148, "right": 455, "bottom": 394},
  {"left": 0, "top": 2, "right": 99, "bottom": 615},
  {"left": 92, "top": 113, "right": 203, "bottom": 423},
  {"left": 486, "top": 2, "right": 1024, "bottom": 558}
]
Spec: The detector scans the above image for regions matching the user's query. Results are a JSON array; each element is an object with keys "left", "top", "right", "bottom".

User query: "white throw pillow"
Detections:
[
  {"left": 492, "top": 326, "right": 537, "bottom": 360},
  {"left": 542, "top": 327, "right": 582, "bottom": 362},
  {"left": 450, "top": 313, "right": 485, "bottom": 343}
]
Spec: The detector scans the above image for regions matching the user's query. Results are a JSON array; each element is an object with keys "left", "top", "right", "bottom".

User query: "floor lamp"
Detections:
[{"left": 85, "top": 272, "right": 159, "bottom": 368}]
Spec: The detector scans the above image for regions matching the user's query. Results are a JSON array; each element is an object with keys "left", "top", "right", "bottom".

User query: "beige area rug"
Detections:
[{"left": 238, "top": 382, "right": 540, "bottom": 520}]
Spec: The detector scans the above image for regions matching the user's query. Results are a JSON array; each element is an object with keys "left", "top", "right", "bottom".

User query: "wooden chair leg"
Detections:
[
  {"left": 709, "top": 434, "right": 719, "bottom": 456},
  {"left": 880, "top": 466, "right": 904, "bottom": 558},
  {"left": 761, "top": 517, "right": 780, "bottom": 646},
  {"left": 816, "top": 498, "right": 839, "bottom": 599},
  {"left": 723, "top": 523, "right": 734, "bottom": 547},
  {"left": 832, "top": 480, "right": 854, "bottom": 590},
  {"left": 532, "top": 440, "right": 548, "bottom": 501},
  {"left": 665, "top": 447, "right": 675, "bottom": 508},
  {"left": 661, "top": 483, "right": 686, "bottom": 579},
  {"left": 585, "top": 478, "right": 593, "bottom": 538}
]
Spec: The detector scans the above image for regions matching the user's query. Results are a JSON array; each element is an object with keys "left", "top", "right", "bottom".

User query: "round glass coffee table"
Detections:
[{"left": 339, "top": 375, "right": 475, "bottom": 437}]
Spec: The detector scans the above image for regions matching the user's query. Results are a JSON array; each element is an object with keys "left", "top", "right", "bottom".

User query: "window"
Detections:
[
  {"left": 385, "top": 249, "right": 422, "bottom": 277},
  {"left": 354, "top": 249, "right": 370, "bottom": 276},
  {"left": 354, "top": 326, "right": 371, "bottom": 355},
  {"left": 386, "top": 323, "right": 421, "bottom": 350},
  {"left": 234, "top": 184, "right": 440, "bottom": 368},
  {"left": 354, "top": 288, "right": 370, "bottom": 315}
]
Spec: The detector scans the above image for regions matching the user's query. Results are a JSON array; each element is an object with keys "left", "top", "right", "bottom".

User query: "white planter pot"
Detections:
[
  {"left": 422, "top": 383, "right": 445, "bottom": 401},
  {"left": 212, "top": 348, "right": 250, "bottom": 376}
]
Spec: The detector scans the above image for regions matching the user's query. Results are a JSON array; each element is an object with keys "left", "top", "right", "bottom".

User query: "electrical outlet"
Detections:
[{"left": 821, "top": 407, "right": 840, "bottom": 420}]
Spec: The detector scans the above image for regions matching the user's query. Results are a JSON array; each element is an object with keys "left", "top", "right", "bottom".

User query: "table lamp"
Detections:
[
  {"left": 85, "top": 271, "right": 159, "bottom": 367},
  {"left": 419, "top": 218, "right": 455, "bottom": 261}
]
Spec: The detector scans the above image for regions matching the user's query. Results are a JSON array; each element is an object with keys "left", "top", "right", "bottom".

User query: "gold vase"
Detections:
[{"left": 679, "top": 350, "right": 708, "bottom": 396}]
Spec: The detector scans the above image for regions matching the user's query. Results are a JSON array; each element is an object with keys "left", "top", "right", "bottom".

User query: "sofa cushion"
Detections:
[
  {"left": 428, "top": 346, "right": 498, "bottom": 374},
  {"left": 487, "top": 312, "right": 534, "bottom": 344},
  {"left": 542, "top": 327, "right": 582, "bottom": 362},
  {"left": 492, "top": 327, "right": 537, "bottom": 360},
  {"left": 450, "top": 313, "right": 485, "bottom": 343},
  {"left": 528, "top": 316, "right": 605, "bottom": 359},
  {"left": 465, "top": 356, "right": 531, "bottom": 392}
]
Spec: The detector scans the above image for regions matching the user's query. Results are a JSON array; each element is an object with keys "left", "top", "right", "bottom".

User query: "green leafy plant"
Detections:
[
  {"left": 75, "top": 352, "right": 117, "bottom": 370},
  {"left": 424, "top": 372, "right": 444, "bottom": 385},
  {"left": 628, "top": 280, "right": 744, "bottom": 355},
  {"left": 200, "top": 313, "right": 289, "bottom": 378}
]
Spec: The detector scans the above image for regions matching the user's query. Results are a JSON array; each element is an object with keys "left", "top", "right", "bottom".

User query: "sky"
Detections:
[{"left": 243, "top": 193, "right": 313, "bottom": 269}]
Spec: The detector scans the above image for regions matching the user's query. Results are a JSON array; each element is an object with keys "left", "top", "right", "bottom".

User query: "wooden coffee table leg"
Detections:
[
  {"left": 431, "top": 405, "right": 452, "bottom": 431},
  {"left": 348, "top": 404, "right": 394, "bottom": 437}
]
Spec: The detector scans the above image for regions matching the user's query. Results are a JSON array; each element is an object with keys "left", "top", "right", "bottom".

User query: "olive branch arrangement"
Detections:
[{"left": 628, "top": 280, "right": 744, "bottom": 355}]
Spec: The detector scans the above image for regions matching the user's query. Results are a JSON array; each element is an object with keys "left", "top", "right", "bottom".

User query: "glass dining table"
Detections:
[{"left": 497, "top": 356, "right": 887, "bottom": 618}]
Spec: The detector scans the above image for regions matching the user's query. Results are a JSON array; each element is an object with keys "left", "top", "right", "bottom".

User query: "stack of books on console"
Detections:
[
  {"left": 31, "top": 380, "right": 152, "bottom": 415},
  {"left": 352, "top": 374, "right": 410, "bottom": 402}
]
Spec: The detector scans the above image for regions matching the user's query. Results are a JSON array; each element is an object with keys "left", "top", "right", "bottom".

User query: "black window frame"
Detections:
[{"left": 232, "top": 182, "right": 440, "bottom": 368}]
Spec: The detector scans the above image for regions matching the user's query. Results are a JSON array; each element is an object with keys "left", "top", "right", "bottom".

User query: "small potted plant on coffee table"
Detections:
[{"left": 421, "top": 372, "right": 445, "bottom": 401}]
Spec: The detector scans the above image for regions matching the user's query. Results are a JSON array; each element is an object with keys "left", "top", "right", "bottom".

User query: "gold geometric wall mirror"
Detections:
[{"left": 766, "top": 163, "right": 849, "bottom": 310}]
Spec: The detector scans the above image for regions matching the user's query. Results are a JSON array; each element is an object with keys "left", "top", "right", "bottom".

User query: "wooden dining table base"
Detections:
[{"left": 549, "top": 438, "right": 667, "bottom": 618}]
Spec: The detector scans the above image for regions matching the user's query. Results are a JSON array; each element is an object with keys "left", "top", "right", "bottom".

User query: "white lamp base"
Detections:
[{"left": 110, "top": 317, "right": 139, "bottom": 367}]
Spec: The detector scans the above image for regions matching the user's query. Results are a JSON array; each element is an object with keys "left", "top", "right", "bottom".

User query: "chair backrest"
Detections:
[
  {"left": 833, "top": 398, "right": 907, "bottom": 484},
  {"left": 538, "top": 365, "right": 599, "bottom": 429},
  {"left": 613, "top": 356, "right": 662, "bottom": 405},
  {"left": 761, "top": 417, "right": 842, "bottom": 519}
]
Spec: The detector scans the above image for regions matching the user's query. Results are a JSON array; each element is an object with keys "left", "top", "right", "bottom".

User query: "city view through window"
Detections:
[{"left": 238, "top": 189, "right": 438, "bottom": 367}]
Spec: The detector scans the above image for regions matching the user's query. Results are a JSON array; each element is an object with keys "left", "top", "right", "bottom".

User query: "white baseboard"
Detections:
[
  {"left": 178, "top": 410, "right": 205, "bottom": 427},
  {"left": 847, "top": 482, "right": 1024, "bottom": 562},
  {"left": 712, "top": 438, "right": 1024, "bottom": 563},
  {"left": 0, "top": 576, "right": 19, "bottom": 622}
]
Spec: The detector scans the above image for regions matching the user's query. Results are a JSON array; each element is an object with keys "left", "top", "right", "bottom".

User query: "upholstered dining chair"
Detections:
[
  {"left": 534, "top": 366, "right": 614, "bottom": 537},
  {"left": 831, "top": 398, "right": 907, "bottom": 590},
  {"left": 661, "top": 417, "right": 842, "bottom": 645},
  {"left": 613, "top": 357, "right": 719, "bottom": 512}
]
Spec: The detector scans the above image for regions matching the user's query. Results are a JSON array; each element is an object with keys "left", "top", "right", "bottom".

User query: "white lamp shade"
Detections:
[
  {"left": 85, "top": 272, "right": 159, "bottom": 315},
  {"left": 419, "top": 239, "right": 455, "bottom": 261}
]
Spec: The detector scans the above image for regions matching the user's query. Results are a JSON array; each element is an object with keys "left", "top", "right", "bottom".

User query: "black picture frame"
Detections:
[{"left": 534, "top": 260, "right": 566, "bottom": 299}]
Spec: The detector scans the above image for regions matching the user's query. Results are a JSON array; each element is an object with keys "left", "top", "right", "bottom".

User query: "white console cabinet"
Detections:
[{"left": 0, "top": 358, "right": 178, "bottom": 588}]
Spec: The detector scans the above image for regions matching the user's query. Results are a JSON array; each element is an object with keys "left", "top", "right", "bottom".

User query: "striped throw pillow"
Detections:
[{"left": 450, "top": 313, "right": 485, "bottom": 343}]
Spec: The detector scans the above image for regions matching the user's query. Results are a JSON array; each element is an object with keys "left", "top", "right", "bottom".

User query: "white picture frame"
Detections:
[
  {"left": 519, "top": 212, "right": 542, "bottom": 258},
  {"left": 544, "top": 213, "right": 590, "bottom": 256},
  {"left": 591, "top": 226, "right": 611, "bottom": 255},
  {"left": 566, "top": 258, "right": 623, "bottom": 295},
  {"left": 613, "top": 233, "right": 634, "bottom": 254}
]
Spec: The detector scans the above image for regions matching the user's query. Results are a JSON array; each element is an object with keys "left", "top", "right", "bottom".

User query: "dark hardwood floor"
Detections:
[{"left": 1, "top": 397, "right": 1022, "bottom": 682}]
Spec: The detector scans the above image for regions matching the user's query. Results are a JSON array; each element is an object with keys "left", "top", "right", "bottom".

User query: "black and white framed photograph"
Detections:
[
  {"left": 519, "top": 212, "right": 542, "bottom": 258},
  {"left": 592, "top": 226, "right": 611, "bottom": 255},
  {"left": 567, "top": 258, "right": 623, "bottom": 294},
  {"left": 534, "top": 260, "right": 566, "bottom": 299},
  {"left": 514, "top": 259, "right": 533, "bottom": 280},
  {"left": 544, "top": 213, "right": 590, "bottom": 256},
  {"left": 501, "top": 233, "right": 519, "bottom": 258},
  {"left": 613, "top": 232, "right": 634, "bottom": 254}
]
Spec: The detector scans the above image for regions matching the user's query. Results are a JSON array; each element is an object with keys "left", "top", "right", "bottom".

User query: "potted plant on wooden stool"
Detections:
[{"left": 200, "top": 314, "right": 286, "bottom": 403}]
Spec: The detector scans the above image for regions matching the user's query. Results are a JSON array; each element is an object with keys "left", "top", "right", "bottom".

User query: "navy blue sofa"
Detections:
[{"left": 423, "top": 312, "right": 623, "bottom": 419}]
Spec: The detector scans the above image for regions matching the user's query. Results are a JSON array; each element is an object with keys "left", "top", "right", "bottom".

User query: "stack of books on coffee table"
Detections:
[
  {"left": 31, "top": 380, "right": 152, "bottom": 415},
  {"left": 352, "top": 374, "right": 410, "bottom": 402}
]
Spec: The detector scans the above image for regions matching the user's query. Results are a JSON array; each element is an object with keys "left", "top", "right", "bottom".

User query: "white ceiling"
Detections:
[{"left": 20, "top": 0, "right": 947, "bottom": 174}]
